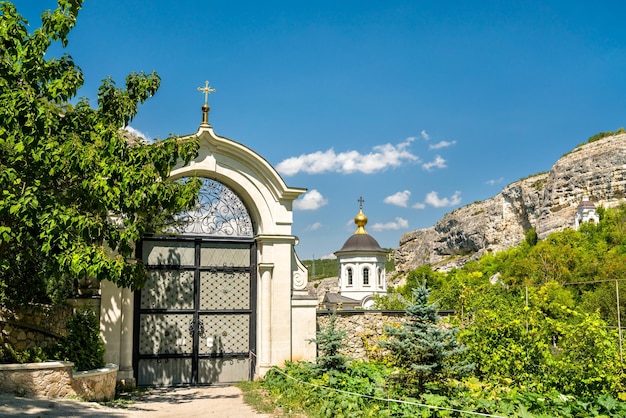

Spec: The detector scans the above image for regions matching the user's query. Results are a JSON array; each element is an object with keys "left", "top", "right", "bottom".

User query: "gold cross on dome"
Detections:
[
  {"left": 358, "top": 196, "right": 365, "bottom": 210},
  {"left": 197, "top": 81, "right": 216, "bottom": 105}
]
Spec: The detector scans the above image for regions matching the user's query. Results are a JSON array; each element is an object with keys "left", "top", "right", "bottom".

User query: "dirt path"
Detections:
[{"left": 0, "top": 386, "right": 272, "bottom": 417}]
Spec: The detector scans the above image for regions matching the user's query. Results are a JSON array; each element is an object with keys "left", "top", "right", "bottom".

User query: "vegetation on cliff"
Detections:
[{"left": 585, "top": 127, "right": 626, "bottom": 145}]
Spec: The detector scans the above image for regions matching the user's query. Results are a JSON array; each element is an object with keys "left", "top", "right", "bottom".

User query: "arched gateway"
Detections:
[{"left": 100, "top": 92, "right": 317, "bottom": 386}]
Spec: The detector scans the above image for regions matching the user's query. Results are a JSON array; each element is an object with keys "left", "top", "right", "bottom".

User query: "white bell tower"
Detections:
[{"left": 334, "top": 198, "right": 388, "bottom": 309}]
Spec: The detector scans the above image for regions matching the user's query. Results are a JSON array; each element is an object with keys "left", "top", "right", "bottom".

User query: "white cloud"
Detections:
[
  {"left": 421, "top": 130, "right": 430, "bottom": 140},
  {"left": 305, "top": 222, "right": 323, "bottom": 231},
  {"left": 485, "top": 177, "right": 504, "bottom": 186},
  {"left": 412, "top": 202, "right": 426, "bottom": 209},
  {"left": 124, "top": 125, "right": 151, "bottom": 142},
  {"left": 293, "top": 190, "right": 328, "bottom": 210},
  {"left": 370, "top": 217, "right": 409, "bottom": 232},
  {"left": 384, "top": 190, "right": 411, "bottom": 207},
  {"left": 424, "top": 191, "right": 462, "bottom": 208},
  {"left": 320, "top": 253, "right": 337, "bottom": 260},
  {"left": 422, "top": 155, "right": 447, "bottom": 171},
  {"left": 276, "top": 137, "right": 419, "bottom": 176},
  {"left": 429, "top": 140, "right": 456, "bottom": 150}
]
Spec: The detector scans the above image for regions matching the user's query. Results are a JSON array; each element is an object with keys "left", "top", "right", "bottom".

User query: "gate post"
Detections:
[
  {"left": 100, "top": 280, "right": 136, "bottom": 387},
  {"left": 118, "top": 287, "right": 135, "bottom": 385},
  {"left": 291, "top": 295, "right": 318, "bottom": 362}
]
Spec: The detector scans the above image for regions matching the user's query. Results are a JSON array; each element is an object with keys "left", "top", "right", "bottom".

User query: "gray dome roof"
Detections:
[
  {"left": 577, "top": 200, "right": 596, "bottom": 208},
  {"left": 335, "top": 233, "right": 385, "bottom": 254}
]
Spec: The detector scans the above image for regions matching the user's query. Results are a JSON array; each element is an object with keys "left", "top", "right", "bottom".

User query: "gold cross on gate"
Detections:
[{"left": 197, "top": 81, "right": 216, "bottom": 106}]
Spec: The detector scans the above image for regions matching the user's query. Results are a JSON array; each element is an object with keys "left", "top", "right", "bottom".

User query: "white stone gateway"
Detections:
[{"left": 100, "top": 85, "right": 317, "bottom": 386}]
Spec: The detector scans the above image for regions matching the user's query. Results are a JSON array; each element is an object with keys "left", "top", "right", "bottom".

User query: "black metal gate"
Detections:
[{"left": 134, "top": 237, "right": 256, "bottom": 386}]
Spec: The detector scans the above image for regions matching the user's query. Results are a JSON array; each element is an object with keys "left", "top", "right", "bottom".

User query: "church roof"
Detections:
[
  {"left": 577, "top": 200, "right": 596, "bottom": 208},
  {"left": 336, "top": 233, "right": 386, "bottom": 254},
  {"left": 323, "top": 292, "right": 361, "bottom": 304}
]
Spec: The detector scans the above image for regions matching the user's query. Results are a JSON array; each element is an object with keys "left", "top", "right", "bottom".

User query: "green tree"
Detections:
[
  {"left": 372, "top": 291, "right": 406, "bottom": 310},
  {"left": 462, "top": 283, "right": 623, "bottom": 397},
  {"left": 458, "top": 289, "right": 542, "bottom": 384},
  {"left": 398, "top": 264, "right": 442, "bottom": 300},
  {"left": 382, "top": 284, "right": 472, "bottom": 394},
  {"left": 525, "top": 227, "right": 538, "bottom": 247},
  {"left": 431, "top": 268, "right": 491, "bottom": 315},
  {"left": 542, "top": 308, "right": 623, "bottom": 397},
  {"left": 0, "top": 1, "right": 201, "bottom": 305},
  {"left": 310, "top": 314, "right": 350, "bottom": 374}
]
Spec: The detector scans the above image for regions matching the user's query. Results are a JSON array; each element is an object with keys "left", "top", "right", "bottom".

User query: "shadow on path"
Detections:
[
  {"left": 0, "top": 386, "right": 271, "bottom": 418},
  {"left": 0, "top": 393, "right": 127, "bottom": 417}
]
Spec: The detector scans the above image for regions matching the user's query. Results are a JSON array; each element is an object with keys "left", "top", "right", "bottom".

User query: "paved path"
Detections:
[{"left": 0, "top": 386, "right": 272, "bottom": 417}]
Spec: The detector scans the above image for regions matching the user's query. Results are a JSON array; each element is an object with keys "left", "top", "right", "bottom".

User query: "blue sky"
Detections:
[{"left": 12, "top": 1, "right": 626, "bottom": 260}]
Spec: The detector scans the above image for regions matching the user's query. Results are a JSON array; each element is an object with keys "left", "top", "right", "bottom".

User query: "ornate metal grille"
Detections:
[
  {"left": 199, "top": 314, "right": 250, "bottom": 355},
  {"left": 174, "top": 178, "right": 253, "bottom": 237},
  {"left": 200, "top": 271, "right": 250, "bottom": 310}
]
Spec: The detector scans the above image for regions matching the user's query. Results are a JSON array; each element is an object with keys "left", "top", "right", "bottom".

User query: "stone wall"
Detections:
[
  {"left": 317, "top": 310, "right": 408, "bottom": 361},
  {"left": 0, "top": 304, "right": 72, "bottom": 351},
  {"left": 0, "top": 362, "right": 74, "bottom": 398},
  {"left": 0, "top": 299, "right": 100, "bottom": 351},
  {"left": 0, "top": 362, "right": 118, "bottom": 401},
  {"left": 71, "top": 364, "right": 118, "bottom": 401}
]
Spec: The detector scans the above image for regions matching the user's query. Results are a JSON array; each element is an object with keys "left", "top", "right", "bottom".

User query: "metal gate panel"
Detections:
[
  {"left": 139, "top": 313, "right": 194, "bottom": 355},
  {"left": 200, "top": 242, "right": 250, "bottom": 266},
  {"left": 198, "top": 358, "right": 250, "bottom": 384},
  {"left": 138, "top": 358, "right": 192, "bottom": 386},
  {"left": 140, "top": 270, "right": 194, "bottom": 310},
  {"left": 143, "top": 241, "right": 195, "bottom": 265}
]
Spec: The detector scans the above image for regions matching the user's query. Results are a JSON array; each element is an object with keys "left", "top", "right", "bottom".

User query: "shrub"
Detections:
[
  {"left": 54, "top": 308, "right": 105, "bottom": 371},
  {"left": 0, "top": 344, "right": 48, "bottom": 364}
]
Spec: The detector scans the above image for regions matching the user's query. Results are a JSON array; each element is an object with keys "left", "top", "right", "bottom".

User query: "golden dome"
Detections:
[{"left": 354, "top": 197, "right": 368, "bottom": 234}]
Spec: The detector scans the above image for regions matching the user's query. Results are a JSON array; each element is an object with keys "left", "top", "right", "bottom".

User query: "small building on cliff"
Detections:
[{"left": 574, "top": 195, "right": 599, "bottom": 230}]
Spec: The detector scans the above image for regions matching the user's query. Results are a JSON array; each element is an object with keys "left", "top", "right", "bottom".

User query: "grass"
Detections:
[
  {"left": 236, "top": 381, "right": 276, "bottom": 414},
  {"left": 237, "top": 380, "right": 309, "bottom": 417}
]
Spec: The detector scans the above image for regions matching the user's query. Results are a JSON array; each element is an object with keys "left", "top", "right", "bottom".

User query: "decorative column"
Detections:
[{"left": 258, "top": 263, "right": 274, "bottom": 376}]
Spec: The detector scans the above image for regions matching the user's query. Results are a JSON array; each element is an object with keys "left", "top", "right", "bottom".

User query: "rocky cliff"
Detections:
[{"left": 395, "top": 133, "right": 626, "bottom": 274}]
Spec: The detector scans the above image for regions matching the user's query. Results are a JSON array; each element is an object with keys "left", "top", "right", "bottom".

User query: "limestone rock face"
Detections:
[{"left": 395, "top": 133, "right": 626, "bottom": 274}]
